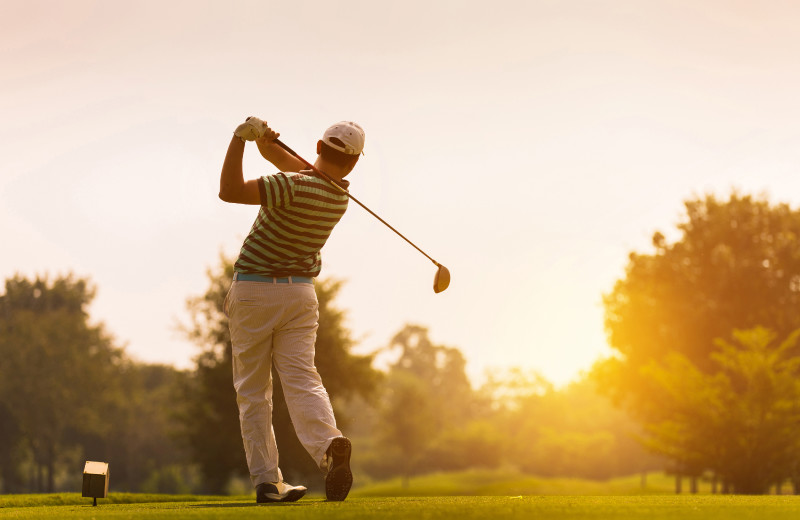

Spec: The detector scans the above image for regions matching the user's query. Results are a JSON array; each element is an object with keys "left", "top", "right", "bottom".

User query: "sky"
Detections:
[{"left": 4, "top": 0, "right": 800, "bottom": 387}]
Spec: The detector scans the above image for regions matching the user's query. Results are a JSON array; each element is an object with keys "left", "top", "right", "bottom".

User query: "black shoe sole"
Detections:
[
  {"left": 257, "top": 488, "right": 307, "bottom": 503},
  {"left": 325, "top": 437, "right": 352, "bottom": 501}
]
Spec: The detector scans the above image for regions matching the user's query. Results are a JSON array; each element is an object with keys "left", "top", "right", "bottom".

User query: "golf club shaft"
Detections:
[{"left": 274, "top": 138, "right": 442, "bottom": 268}]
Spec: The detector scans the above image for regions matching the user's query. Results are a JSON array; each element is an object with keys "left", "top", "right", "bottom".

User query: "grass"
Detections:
[
  {"left": 351, "top": 469, "right": 681, "bottom": 497},
  {"left": 3, "top": 495, "right": 800, "bottom": 519},
  {"left": 0, "top": 493, "right": 247, "bottom": 508},
  {"left": 2, "top": 473, "right": 798, "bottom": 519}
]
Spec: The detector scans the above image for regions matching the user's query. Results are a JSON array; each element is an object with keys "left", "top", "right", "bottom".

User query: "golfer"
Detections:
[{"left": 219, "top": 117, "right": 363, "bottom": 503}]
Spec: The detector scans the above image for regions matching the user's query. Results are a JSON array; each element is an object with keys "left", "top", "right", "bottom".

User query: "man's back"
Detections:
[{"left": 234, "top": 171, "right": 350, "bottom": 277}]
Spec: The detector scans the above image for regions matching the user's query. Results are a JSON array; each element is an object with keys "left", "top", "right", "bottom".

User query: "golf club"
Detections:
[{"left": 273, "top": 138, "right": 451, "bottom": 294}]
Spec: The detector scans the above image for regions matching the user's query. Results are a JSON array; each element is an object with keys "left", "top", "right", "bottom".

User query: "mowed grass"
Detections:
[
  {"left": 351, "top": 469, "right": 683, "bottom": 497},
  {"left": 3, "top": 495, "right": 800, "bottom": 520},
  {"left": 3, "top": 473, "right": 799, "bottom": 519}
]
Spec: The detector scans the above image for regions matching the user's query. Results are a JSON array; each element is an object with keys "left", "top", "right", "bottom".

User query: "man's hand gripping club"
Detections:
[{"left": 220, "top": 117, "right": 304, "bottom": 205}]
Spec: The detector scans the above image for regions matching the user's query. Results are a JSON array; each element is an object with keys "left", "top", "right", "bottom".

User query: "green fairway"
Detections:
[
  {"left": 350, "top": 469, "right": 685, "bottom": 496},
  {"left": 3, "top": 495, "right": 800, "bottom": 519}
]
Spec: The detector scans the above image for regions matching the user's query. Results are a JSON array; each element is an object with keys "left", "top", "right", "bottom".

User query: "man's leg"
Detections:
[
  {"left": 271, "top": 284, "right": 342, "bottom": 467},
  {"left": 227, "top": 281, "right": 283, "bottom": 487},
  {"left": 272, "top": 283, "right": 352, "bottom": 500}
]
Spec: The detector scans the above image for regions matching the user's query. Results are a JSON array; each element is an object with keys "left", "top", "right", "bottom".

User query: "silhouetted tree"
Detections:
[
  {"left": 0, "top": 274, "right": 123, "bottom": 492},
  {"left": 0, "top": 401, "right": 24, "bottom": 493},
  {"left": 642, "top": 328, "right": 800, "bottom": 494}
]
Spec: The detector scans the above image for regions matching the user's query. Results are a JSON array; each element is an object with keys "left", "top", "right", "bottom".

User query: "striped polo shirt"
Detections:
[{"left": 233, "top": 170, "right": 349, "bottom": 277}]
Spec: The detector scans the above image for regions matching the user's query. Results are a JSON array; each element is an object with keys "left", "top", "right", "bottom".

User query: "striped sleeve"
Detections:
[{"left": 259, "top": 173, "right": 294, "bottom": 208}]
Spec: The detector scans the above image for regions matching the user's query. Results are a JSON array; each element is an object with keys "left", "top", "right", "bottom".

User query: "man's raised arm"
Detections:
[
  {"left": 219, "top": 135, "right": 260, "bottom": 205},
  {"left": 255, "top": 134, "right": 306, "bottom": 172}
]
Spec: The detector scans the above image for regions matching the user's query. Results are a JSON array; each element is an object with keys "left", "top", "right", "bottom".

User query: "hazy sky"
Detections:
[{"left": 4, "top": 0, "right": 800, "bottom": 386}]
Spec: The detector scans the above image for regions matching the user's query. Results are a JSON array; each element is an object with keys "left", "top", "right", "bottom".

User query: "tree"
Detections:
[
  {"left": 604, "top": 193, "right": 800, "bottom": 394},
  {"left": 95, "top": 362, "right": 191, "bottom": 492},
  {"left": 602, "top": 193, "right": 800, "bottom": 419},
  {"left": 0, "top": 400, "right": 24, "bottom": 493},
  {"left": 367, "top": 325, "right": 485, "bottom": 485},
  {"left": 0, "top": 274, "right": 124, "bottom": 492},
  {"left": 642, "top": 328, "right": 800, "bottom": 494},
  {"left": 179, "top": 255, "right": 379, "bottom": 492},
  {"left": 374, "top": 369, "right": 438, "bottom": 487},
  {"left": 488, "top": 368, "right": 657, "bottom": 480},
  {"left": 601, "top": 192, "right": 800, "bottom": 491}
]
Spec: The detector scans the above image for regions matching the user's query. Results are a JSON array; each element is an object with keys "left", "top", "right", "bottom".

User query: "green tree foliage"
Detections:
[
  {"left": 365, "top": 325, "right": 498, "bottom": 485},
  {"left": 0, "top": 274, "right": 187, "bottom": 493},
  {"left": 360, "top": 328, "right": 653, "bottom": 484},
  {"left": 0, "top": 401, "right": 24, "bottom": 492},
  {"left": 601, "top": 192, "right": 800, "bottom": 491},
  {"left": 180, "top": 255, "right": 379, "bottom": 492},
  {"left": 488, "top": 368, "right": 655, "bottom": 479},
  {"left": 642, "top": 328, "right": 800, "bottom": 494},
  {"left": 603, "top": 193, "right": 800, "bottom": 395},
  {"left": 0, "top": 274, "right": 122, "bottom": 492},
  {"left": 93, "top": 363, "right": 190, "bottom": 492}
]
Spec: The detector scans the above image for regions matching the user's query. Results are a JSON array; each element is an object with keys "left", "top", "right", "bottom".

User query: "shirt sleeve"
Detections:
[{"left": 259, "top": 173, "right": 294, "bottom": 208}]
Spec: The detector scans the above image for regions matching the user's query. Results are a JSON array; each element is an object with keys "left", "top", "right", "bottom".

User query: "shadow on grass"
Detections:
[{"left": 189, "top": 502, "right": 317, "bottom": 508}]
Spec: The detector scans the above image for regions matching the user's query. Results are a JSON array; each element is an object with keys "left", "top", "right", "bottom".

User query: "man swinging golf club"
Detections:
[{"left": 219, "top": 116, "right": 362, "bottom": 503}]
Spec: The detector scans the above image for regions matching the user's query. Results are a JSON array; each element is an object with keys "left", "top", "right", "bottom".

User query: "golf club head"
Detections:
[{"left": 433, "top": 264, "right": 450, "bottom": 294}]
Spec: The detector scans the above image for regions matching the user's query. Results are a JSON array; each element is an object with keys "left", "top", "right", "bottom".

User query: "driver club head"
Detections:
[{"left": 433, "top": 264, "right": 450, "bottom": 294}]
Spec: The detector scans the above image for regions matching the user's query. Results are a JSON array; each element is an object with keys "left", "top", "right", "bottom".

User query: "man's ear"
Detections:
[{"left": 316, "top": 140, "right": 323, "bottom": 155}]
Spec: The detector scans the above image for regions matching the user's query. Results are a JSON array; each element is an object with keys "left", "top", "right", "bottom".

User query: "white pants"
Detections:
[{"left": 224, "top": 280, "right": 342, "bottom": 487}]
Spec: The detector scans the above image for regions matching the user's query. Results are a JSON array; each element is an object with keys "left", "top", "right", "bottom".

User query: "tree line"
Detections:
[
  {"left": 3, "top": 191, "right": 800, "bottom": 495},
  {"left": 0, "top": 266, "right": 649, "bottom": 494},
  {"left": 0, "top": 276, "right": 189, "bottom": 493},
  {"left": 174, "top": 257, "right": 653, "bottom": 493}
]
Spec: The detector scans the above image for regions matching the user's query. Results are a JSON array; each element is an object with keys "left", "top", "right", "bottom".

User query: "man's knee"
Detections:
[
  {"left": 279, "top": 366, "right": 325, "bottom": 393},
  {"left": 237, "top": 393, "right": 273, "bottom": 415}
]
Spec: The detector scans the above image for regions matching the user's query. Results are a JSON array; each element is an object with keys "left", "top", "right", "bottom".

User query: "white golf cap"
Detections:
[{"left": 322, "top": 121, "right": 365, "bottom": 155}]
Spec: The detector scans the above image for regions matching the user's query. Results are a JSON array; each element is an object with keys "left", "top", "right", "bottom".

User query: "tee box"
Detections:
[{"left": 82, "top": 461, "right": 109, "bottom": 499}]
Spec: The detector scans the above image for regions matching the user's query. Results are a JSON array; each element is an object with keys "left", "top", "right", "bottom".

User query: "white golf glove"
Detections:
[{"left": 234, "top": 116, "right": 268, "bottom": 141}]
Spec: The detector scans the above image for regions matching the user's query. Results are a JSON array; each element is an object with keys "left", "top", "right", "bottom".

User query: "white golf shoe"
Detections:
[{"left": 255, "top": 480, "right": 307, "bottom": 503}]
